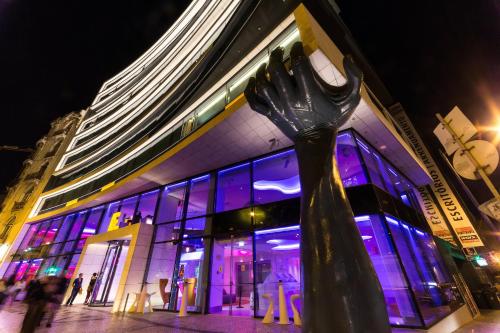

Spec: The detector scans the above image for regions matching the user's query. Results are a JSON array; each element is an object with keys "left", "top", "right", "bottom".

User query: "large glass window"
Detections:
[
  {"left": 81, "top": 206, "right": 104, "bottom": 239},
  {"left": 18, "top": 224, "right": 39, "bottom": 251},
  {"left": 98, "top": 201, "right": 120, "bottom": 233},
  {"left": 118, "top": 196, "right": 138, "bottom": 227},
  {"left": 355, "top": 136, "right": 386, "bottom": 190},
  {"left": 385, "top": 215, "right": 455, "bottom": 325},
  {"left": 156, "top": 182, "right": 187, "bottom": 223},
  {"left": 173, "top": 237, "right": 207, "bottom": 312},
  {"left": 43, "top": 218, "right": 63, "bottom": 245},
  {"left": 53, "top": 214, "right": 75, "bottom": 244},
  {"left": 67, "top": 211, "right": 87, "bottom": 241},
  {"left": 336, "top": 132, "right": 368, "bottom": 187},
  {"left": 186, "top": 175, "right": 211, "bottom": 218},
  {"left": 155, "top": 222, "right": 182, "bottom": 242},
  {"left": 216, "top": 163, "right": 251, "bottom": 212},
  {"left": 254, "top": 226, "right": 301, "bottom": 318},
  {"left": 146, "top": 242, "right": 178, "bottom": 310},
  {"left": 355, "top": 215, "right": 421, "bottom": 326},
  {"left": 31, "top": 221, "right": 50, "bottom": 247},
  {"left": 253, "top": 150, "right": 300, "bottom": 205},
  {"left": 136, "top": 190, "right": 160, "bottom": 224}
]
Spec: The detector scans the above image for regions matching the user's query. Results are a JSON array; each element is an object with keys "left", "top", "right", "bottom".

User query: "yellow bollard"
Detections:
[
  {"left": 290, "top": 294, "right": 302, "bottom": 326},
  {"left": 262, "top": 293, "right": 274, "bottom": 324},
  {"left": 178, "top": 280, "right": 189, "bottom": 317},
  {"left": 278, "top": 281, "right": 289, "bottom": 325}
]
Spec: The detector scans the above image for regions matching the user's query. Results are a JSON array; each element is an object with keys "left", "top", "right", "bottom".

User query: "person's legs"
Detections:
[
  {"left": 66, "top": 289, "right": 77, "bottom": 305},
  {"left": 84, "top": 289, "right": 92, "bottom": 304}
]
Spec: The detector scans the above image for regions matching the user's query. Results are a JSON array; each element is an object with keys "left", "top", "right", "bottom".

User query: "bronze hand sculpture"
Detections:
[{"left": 245, "top": 42, "right": 390, "bottom": 333}]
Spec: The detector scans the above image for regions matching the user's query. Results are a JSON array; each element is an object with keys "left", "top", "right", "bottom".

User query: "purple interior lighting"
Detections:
[{"left": 253, "top": 175, "right": 301, "bottom": 194}]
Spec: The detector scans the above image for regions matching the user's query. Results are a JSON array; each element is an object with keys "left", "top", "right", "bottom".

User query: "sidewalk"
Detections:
[{"left": 0, "top": 303, "right": 498, "bottom": 333}]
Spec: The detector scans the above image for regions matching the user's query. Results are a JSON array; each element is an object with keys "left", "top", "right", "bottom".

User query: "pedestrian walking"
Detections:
[
  {"left": 45, "top": 274, "right": 68, "bottom": 327},
  {"left": 84, "top": 273, "right": 98, "bottom": 305},
  {"left": 20, "top": 278, "right": 47, "bottom": 333},
  {"left": 65, "top": 273, "right": 83, "bottom": 306}
]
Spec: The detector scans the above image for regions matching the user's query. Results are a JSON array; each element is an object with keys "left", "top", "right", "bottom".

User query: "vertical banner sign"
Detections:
[{"left": 391, "top": 107, "right": 483, "bottom": 248}]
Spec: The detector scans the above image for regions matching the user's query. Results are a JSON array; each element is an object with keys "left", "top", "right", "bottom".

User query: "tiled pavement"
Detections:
[{"left": 0, "top": 303, "right": 498, "bottom": 333}]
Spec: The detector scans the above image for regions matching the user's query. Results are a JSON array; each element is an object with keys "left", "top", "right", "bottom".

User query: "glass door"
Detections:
[
  {"left": 209, "top": 235, "right": 253, "bottom": 316},
  {"left": 90, "top": 240, "right": 123, "bottom": 306}
]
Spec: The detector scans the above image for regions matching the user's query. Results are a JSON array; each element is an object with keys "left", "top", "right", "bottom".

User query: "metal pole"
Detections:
[{"left": 436, "top": 113, "right": 500, "bottom": 202}]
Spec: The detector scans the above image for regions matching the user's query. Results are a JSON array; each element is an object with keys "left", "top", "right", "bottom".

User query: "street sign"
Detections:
[
  {"left": 434, "top": 107, "right": 477, "bottom": 156},
  {"left": 479, "top": 198, "right": 500, "bottom": 221},
  {"left": 452, "top": 140, "right": 499, "bottom": 180}
]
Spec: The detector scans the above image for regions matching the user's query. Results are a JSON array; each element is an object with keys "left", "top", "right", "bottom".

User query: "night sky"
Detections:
[{"left": 0, "top": 0, "right": 499, "bottom": 201}]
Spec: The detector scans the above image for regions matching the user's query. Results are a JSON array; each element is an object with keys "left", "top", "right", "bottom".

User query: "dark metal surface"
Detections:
[{"left": 244, "top": 42, "right": 390, "bottom": 332}]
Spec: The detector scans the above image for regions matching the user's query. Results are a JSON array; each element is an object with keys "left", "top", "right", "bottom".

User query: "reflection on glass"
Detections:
[
  {"left": 155, "top": 222, "right": 182, "bottom": 242},
  {"left": 18, "top": 224, "right": 39, "bottom": 251},
  {"left": 184, "top": 217, "right": 207, "bottom": 238},
  {"left": 98, "top": 202, "right": 120, "bottom": 233},
  {"left": 31, "top": 221, "right": 50, "bottom": 247},
  {"left": 386, "top": 215, "right": 455, "bottom": 325},
  {"left": 67, "top": 211, "right": 87, "bottom": 241},
  {"left": 136, "top": 190, "right": 160, "bottom": 224},
  {"left": 66, "top": 254, "right": 80, "bottom": 278},
  {"left": 254, "top": 226, "right": 301, "bottom": 318},
  {"left": 146, "top": 242, "right": 177, "bottom": 309},
  {"left": 336, "top": 132, "right": 368, "bottom": 187},
  {"left": 209, "top": 236, "right": 254, "bottom": 317},
  {"left": 81, "top": 206, "right": 104, "bottom": 239},
  {"left": 355, "top": 215, "right": 421, "bottom": 326},
  {"left": 157, "top": 182, "right": 187, "bottom": 223},
  {"left": 216, "top": 163, "right": 251, "bottom": 212},
  {"left": 173, "top": 238, "right": 206, "bottom": 312},
  {"left": 118, "top": 196, "right": 138, "bottom": 227},
  {"left": 43, "top": 218, "right": 63, "bottom": 245},
  {"left": 186, "top": 175, "right": 211, "bottom": 218},
  {"left": 253, "top": 150, "right": 300, "bottom": 205},
  {"left": 53, "top": 214, "right": 75, "bottom": 244}
]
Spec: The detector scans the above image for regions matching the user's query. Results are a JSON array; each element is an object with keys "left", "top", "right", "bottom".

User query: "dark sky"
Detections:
[{"left": 0, "top": 0, "right": 499, "bottom": 201}]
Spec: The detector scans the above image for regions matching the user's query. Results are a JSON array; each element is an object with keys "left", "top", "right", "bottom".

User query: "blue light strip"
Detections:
[
  {"left": 253, "top": 149, "right": 295, "bottom": 164},
  {"left": 218, "top": 162, "right": 250, "bottom": 175},
  {"left": 255, "top": 225, "right": 300, "bottom": 235}
]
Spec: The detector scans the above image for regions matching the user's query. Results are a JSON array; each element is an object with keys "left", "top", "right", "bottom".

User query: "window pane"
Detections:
[
  {"left": 25, "top": 259, "right": 43, "bottom": 282},
  {"left": 54, "top": 214, "right": 75, "bottom": 243},
  {"left": 67, "top": 211, "right": 87, "bottom": 241},
  {"left": 43, "top": 218, "right": 63, "bottom": 245},
  {"left": 173, "top": 238, "right": 207, "bottom": 312},
  {"left": 155, "top": 222, "right": 182, "bottom": 242},
  {"left": 66, "top": 254, "right": 80, "bottom": 278},
  {"left": 186, "top": 175, "right": 211, "bottom": 218},
  {"left": 356, "top": 136, "right": 386, "bottom": 190},
  {"left": 146, "top": 242, "right": 178, "bottom": 309},
  {"left": 355, "top": 215, "right": 421, "bottom": 326},
  {"left": 118, "top": 196, "right": 139, "bottom": 227},
  {"left": 254, "top": 226, "right": 301, "bottom": 318},
  {"left": 81, "top": 206, "right": 104, "bottom": 239},
  {"left": 31, "top": 221, "right": 50, "bottom": 247},
  {"left": 373, "top": 153, "right": 398, "bottom": 196},
  {"left": 336, "top": 132, "right": 368, "bottom": 187},
  {"left": 18, "top": 224, "right": 39, "bottom": 251},
  {"left": 385, "top": 216, "right": 453, "bottom": 325},
  {"left": 98, "top": 201, "right": 120, "bottom": 233},
  {"left": 137, "top": 190, "right": 160, "bottom": 224},
  {"left": 253, "top": 150, "right": 300, "bottom": 205},
  {"left": 216, "top": 163, "right": 251, "bottom": 212},
  {"left": 184, "top": 217, "right": 207, "bottom": 238},
  {"left": 157, "top": 182, "right": 187, "bottom": 223}
]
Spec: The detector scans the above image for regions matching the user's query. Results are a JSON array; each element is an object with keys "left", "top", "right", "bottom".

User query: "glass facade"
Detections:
[{"left": 4, "top": 130, "right": 460, "bottom": 328}]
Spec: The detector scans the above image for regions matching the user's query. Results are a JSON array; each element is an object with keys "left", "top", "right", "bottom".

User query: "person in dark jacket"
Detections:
[
  {"left": 20, "top": 278, "right": 47, "bottom": 333},
  {"left": 65, "top": 273, "right": 83, "bottom": 306}
]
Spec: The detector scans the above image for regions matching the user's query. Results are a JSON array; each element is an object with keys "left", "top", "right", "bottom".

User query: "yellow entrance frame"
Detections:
[{"left": 65, "top": 222, "right": 143, "bottom": 313}]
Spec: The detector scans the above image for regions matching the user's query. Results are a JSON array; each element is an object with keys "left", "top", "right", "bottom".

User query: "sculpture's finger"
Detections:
[
  {"left": 332, "top": 57, "right": 363, "bottom": 126},
  {"left": 268, "top": 47, "right": 297, "bottom": 106},
  {"left": 244, "top": 77, "right": 270, "bottom": 116},
  {"left": 255, "top": 63, "right": 283, "bottom": 115},
  {"left": 290, "top": 42, "right": 322, "bottom": 104}
]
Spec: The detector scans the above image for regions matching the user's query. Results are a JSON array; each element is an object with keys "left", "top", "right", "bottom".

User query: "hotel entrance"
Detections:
[
  {"left": 209, "top": 235, "right": 254, "bottom": 316},
  {"left": 89, "top": 240, "right": 130, "bottom": 307}
]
